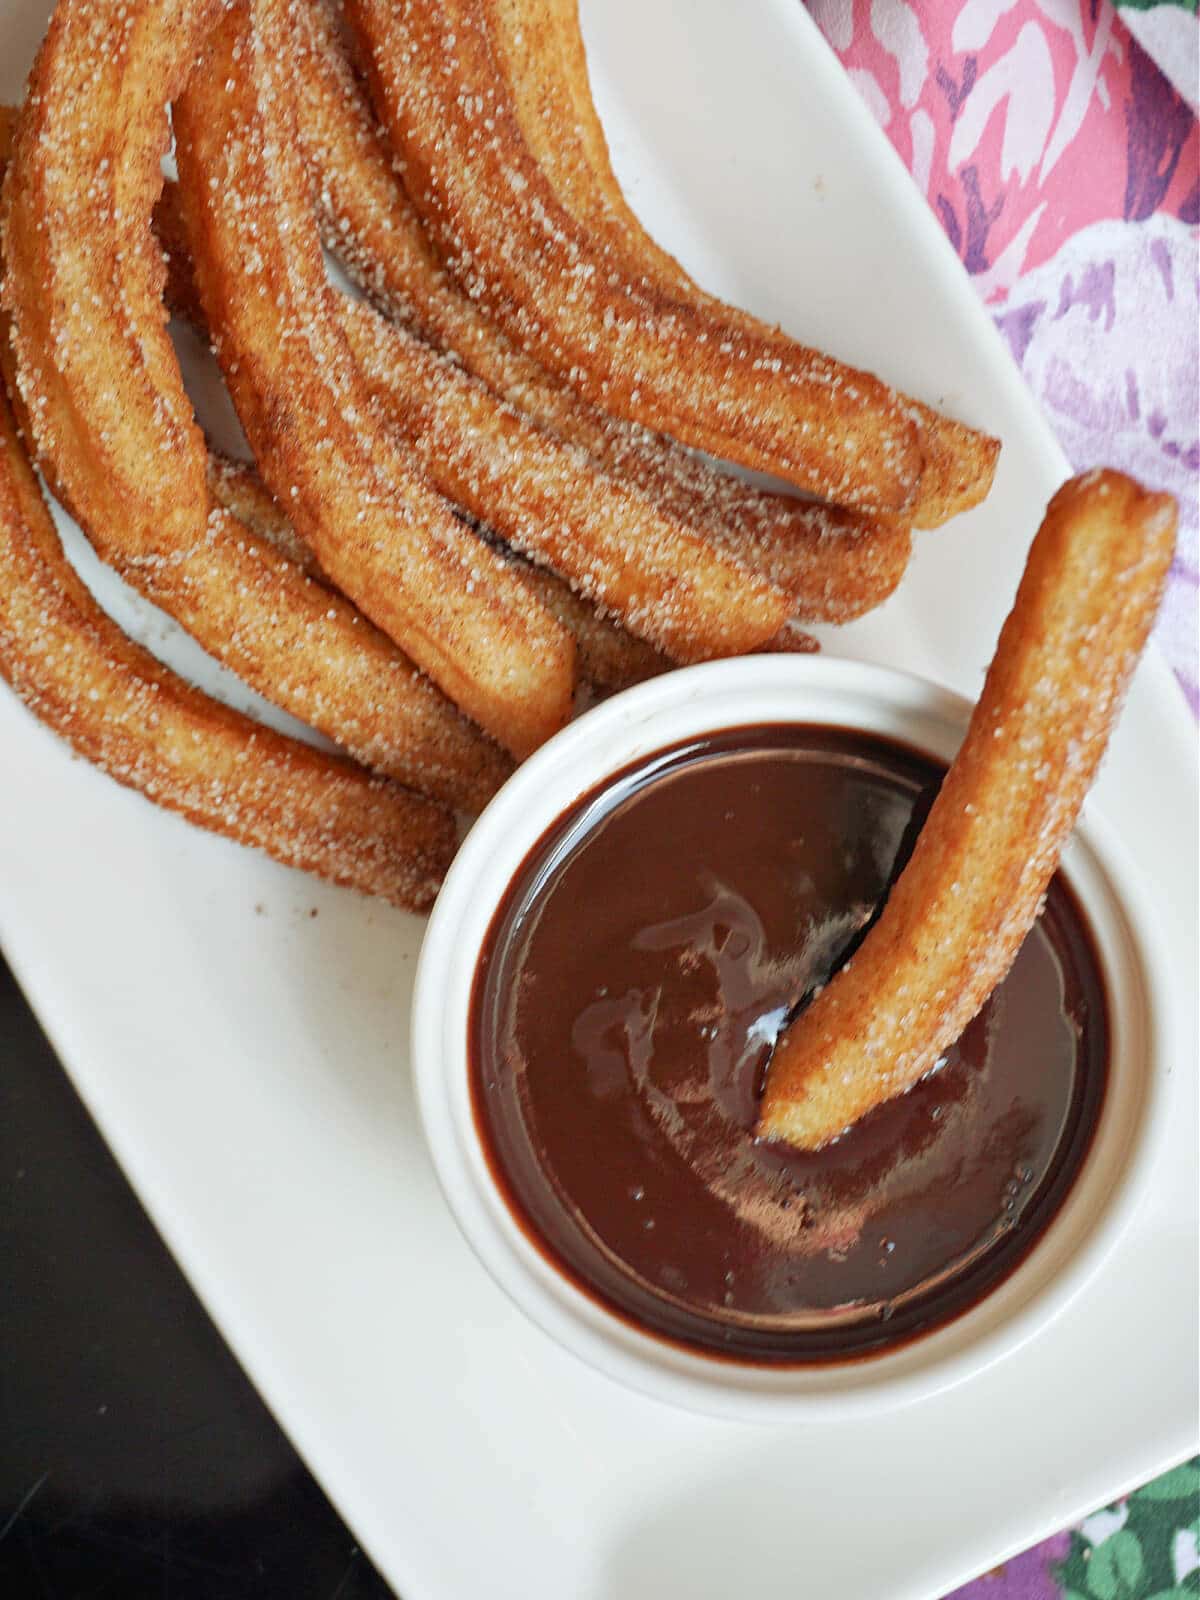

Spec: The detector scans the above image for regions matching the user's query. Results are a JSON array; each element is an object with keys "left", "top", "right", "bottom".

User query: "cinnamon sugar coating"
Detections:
[
  {"left": 0, "top": 12, "right": 509, "bottom": 812},
  {"left": 287, "top": 0, "right": 916, "bottom": 619},
  {"left": 171, "top": 0, "right": 576, "bottom": 760},
  {"left": 345, "top": 0, "right": 992, "bottom": 521},
  {"left": 486, "top": 0, "right": 999, "bottom": 531},
  {"left": 760, "top": 471, "right": 1176, "bottom": 1148},
  {"left": 0, "top": 371, "right": 454, "bottom": 909}
]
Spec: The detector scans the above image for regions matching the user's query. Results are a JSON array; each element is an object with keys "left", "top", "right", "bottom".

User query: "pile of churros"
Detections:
[
  {"left": 0, "top": 0, "right": 1000, "bottom": 910},
  {"left": 0, "top": 0, "right": 1178, "bottom": 1150}
]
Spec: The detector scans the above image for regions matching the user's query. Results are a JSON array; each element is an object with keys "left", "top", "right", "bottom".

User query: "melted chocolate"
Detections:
[{"left": 469, "top": 726, "right": 1108, "bottom": 1363}]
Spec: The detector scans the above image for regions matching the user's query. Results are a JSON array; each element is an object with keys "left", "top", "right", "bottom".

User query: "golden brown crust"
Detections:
[
  {"left": 513, "top": 559, "right": 669, "bottom": 692},
  {"left": 204, "top": 452, "right": 326, "bottom": 580},
  {"left": 758, "top": 470, "right": 1177, "bottom": 1149},
  {"left": 488, "top": 0, "right": 715, "bottom": 297},
  {"left": 197, "top": 456, "right": 513, "bottom": 810},
  {"left": 0, "top": 372, "right": 454, "bottom": 911},
  {"left": 172, "top": 130, "right": 789, "bottom": 667},
  {"left": 158, "top": 11, "right": 789, "bottom": 666},
  {"left": 338, "top": 298, "right": 790, "bottom": 662},
  {"left": 285, "top": 0, "right": 914, "bottom": 620},
  {"left": 344, "top": 0, "right": 985, "bottom": 521},
  {"left": 169, "top": 148, "right": 908, "bottom": 636},
  {"left": 0, "top": 17, "right": 511, "bottom": 814},
  {"left": 152, "top": 192, "right": 678, "bottom": 693},
  {"left": 488, "top": 0, "right": 999, "bottom": 530},
  {"left": 171, "top": 0, "right": 576, "bottom": 761},
  {"left": 2, "top": 0, "right": 213, "bottom": 553},
  {"left": 208, "top": 437, "right": 671, "bottom": 693}
]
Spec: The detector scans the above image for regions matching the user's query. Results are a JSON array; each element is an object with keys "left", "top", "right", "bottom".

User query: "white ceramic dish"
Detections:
[
  {"left": 414, "top": 657, "right": 1174, "bottom": 1423},
  {"left": 0, "top": 0, "right": 1195, "bottom": 1595}
]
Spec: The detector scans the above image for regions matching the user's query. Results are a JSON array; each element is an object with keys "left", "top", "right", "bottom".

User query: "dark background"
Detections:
[{"left": 0, "top": 953, "right": 394, "bottom": 1599}]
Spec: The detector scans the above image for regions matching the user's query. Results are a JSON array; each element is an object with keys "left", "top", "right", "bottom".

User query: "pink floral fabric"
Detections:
[
  {"left": 809, "top": 0, "right": 1196, "bottom": 292},
  {"left": 806, "top": 0, "right": 1199, "bottom": 713}
]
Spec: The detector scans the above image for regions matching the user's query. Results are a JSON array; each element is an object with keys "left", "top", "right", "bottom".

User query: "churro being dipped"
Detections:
[{"left": 759, "top": 471, "right": 1177, "bottom": 1150}]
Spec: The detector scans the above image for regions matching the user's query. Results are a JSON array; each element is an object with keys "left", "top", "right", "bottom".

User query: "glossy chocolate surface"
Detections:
[{"left": 470, "top": 726, "right": 1107, "bottom": 1362}]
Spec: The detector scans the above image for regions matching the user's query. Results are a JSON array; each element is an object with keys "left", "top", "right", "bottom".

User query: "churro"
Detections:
[
  {"left": 152, "top": 217, "right": 674, "bottom": 692},
  {"left": 287, "top": 0, "right": 915, "bottom": 621},
  {"left": 0, "top": 0, "right": 1001, "bottom": 915},
  {"left": 0, "top": 21, "right": 512, "bottom": 812},
  {"left": 207, "top": 444, "right": 670, "bottom": 693},
  {"left": 487, "top": 0, "right": 999, "bottom": 530},
  {"left": 0, "top": 369, "right": 454, "bottom": 910},
  {"left": 759, "top": 471, "right": 1176, "bottom": 1149},
  {"left": 346, "top": 0, "right": 994, "bottom": 523},
  {"left": 169, "top": 0, "right": 575, "bottom": 760},
  {"left": 170, "top": 23, "right": 789, "bottom": 666},
  {"left": 339, "top": 298, "right": 791, "bottom": 661}
]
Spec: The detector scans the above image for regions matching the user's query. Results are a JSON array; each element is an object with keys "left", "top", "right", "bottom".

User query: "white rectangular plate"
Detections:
[{"left": 1, "top": 2, "right": 1196, "bottom": 1596}]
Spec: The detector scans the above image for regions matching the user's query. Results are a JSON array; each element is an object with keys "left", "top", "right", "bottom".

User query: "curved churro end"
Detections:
[
  {"left": 758, "top": 469, "right": 1176, "bottom": 1150},
  {"left": 909, "top": 408, "right": 1002, "bottom": 530},
  {"left": 0, "top": 374, "right": 456, "bottom": 912},
  {"left": 347, "top": 0, "right": 931, "bottom": 513},
  {"left": 483, "top": 0, "right": 1000, "bottom": 529}
]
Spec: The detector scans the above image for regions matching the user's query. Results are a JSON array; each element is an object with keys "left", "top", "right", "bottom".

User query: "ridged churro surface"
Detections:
[
  {"left": 0, "top": 13, "right": 509, "bottom": 811},
  {"left": 173, "top": 0, "right": 577, "bottom": 759},
  {"left": 0, "top": 376, "right": 454, "bottom": 909},
  {"left": 348, "top": 0, "right": 997, "bottom": 522},
  {"left": 760, "top": 470, "right": 1177, "bottom": 1148}
]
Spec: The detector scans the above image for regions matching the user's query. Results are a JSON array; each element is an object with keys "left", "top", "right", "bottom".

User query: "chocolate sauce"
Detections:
[{"left": 469, "top": 726, "right": 1108, "bottom": 1363}]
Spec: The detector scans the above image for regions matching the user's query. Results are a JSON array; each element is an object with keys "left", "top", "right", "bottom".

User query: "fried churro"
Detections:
[
  {"left": 0, "top": 0, "right": 1000, "bottom": 915},
  {"left": 0, "top": 21, "right": 511, "bottom": 813},
  {"left": 487, "top": 0, "right": 999, "bottom": 530},
  {"left": 339, "top": 297, "right": 791, "bottom": 662},
  {"left": 153, "top": 212, "right": 673, "bottom": 692},
  {"left": 346, "top": 0, "right": 995, "bottom": 523},
  {"left": 759, "top": 470, "right": 1176, "bottom": 1149},
  {"left": 169, "top": 0, "right": 575, "bottom": 760},
  {"left": 175, "top": 4, "right": 789, "bottom": 674},
  {"left": 207, "top": 443, "right": 670, "bottom": 693},
  {"left": 0, "top": 368, "right": 454, "bottom": 910},
  {"left": 287, "top": 0, "right": 914, "bottom": 621}
]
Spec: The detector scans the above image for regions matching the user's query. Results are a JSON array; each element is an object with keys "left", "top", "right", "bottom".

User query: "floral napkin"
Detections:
[
  {"left": 947, "top": 1457, "right": 1200, "bottom": 1599},
  {"left": 801, "top": 2, "right": 1199, "bottom": 1592},
  {"left": 805, "top": 0, "right": 1199, "bottom": 715}
]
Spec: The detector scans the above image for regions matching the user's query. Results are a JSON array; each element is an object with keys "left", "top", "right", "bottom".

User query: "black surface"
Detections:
[{"left": 0, "top": 954, "right": 394, "bottom": 1599}]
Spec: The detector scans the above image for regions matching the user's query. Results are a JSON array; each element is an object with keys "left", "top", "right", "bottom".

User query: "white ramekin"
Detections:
[{"left": 411, "top": 657, "right": 1173, "bottom": 1420}]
